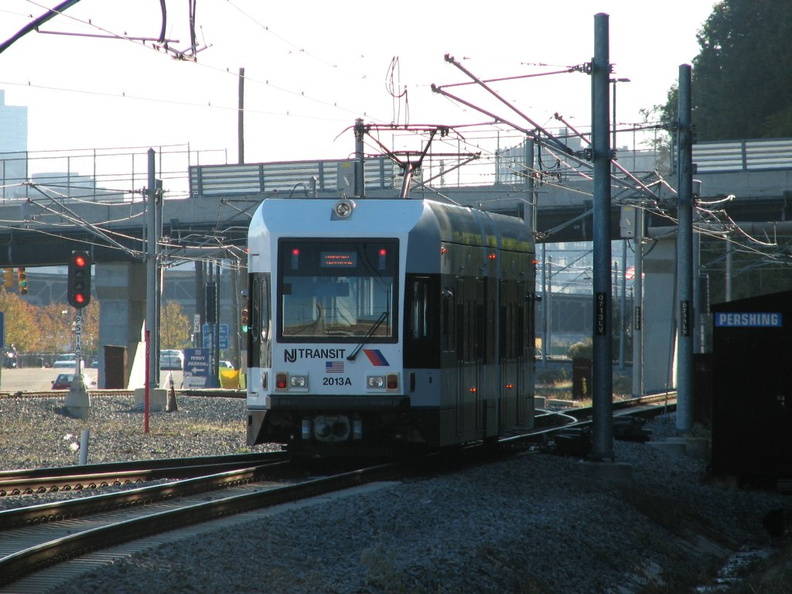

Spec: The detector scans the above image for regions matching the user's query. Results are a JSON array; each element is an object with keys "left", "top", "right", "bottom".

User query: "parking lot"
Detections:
[{"left": 0, "top": 367, "right": 141, "bottom": 392}]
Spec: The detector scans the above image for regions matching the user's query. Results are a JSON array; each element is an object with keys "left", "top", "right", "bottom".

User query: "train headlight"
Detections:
[
  {"left": 367, "top": 375, "right": 385, "bottom": 389},
  {"left": 333, "top": 198, "right": 355, "bottom": 219},
  {"left": 289, "top": 374, "right": 308, "bottom": 388},
  {"left": 368, "top": 374, "right": 399, "bottom": 390}
]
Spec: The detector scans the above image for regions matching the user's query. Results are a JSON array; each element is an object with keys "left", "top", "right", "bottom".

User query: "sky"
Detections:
[{"left": 0, "top": 0, "right": 720, "bottom": 169}]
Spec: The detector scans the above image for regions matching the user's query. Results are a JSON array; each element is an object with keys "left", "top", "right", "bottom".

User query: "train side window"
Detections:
[
  {"left": 249, "top": 272, "right": 272, "bottom": 369},
  {"left": 441, "top": 287, "right": 454, "bottom": 352},
  {"left": 475, "top": 302, "right": 485, "bottom": 362},
  {"left": 408, "top": 277, "right": 431, "bottom": 339},
  {"left": 518, "top": 280, "right": 529, "bottom": 359}
]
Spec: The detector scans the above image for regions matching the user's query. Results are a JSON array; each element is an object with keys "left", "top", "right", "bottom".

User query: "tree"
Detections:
[
  {"left": 663, "top": 0, "right": 792, "bottom": 141},
  {"left": 160, "top": 300, "right": 192, "bottom": 349},
  {"left": 35, "top": 303, "right": 75, "bottom": 353},
  {"left": 0, "top": 289, "right": 39, "bottom": 351},
  {"left": 32, "top": 301, "right": 100, "bottom": 359}
]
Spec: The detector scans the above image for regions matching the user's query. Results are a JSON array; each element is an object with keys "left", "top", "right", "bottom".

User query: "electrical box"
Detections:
[
  {"left": 619, "top": 205, "right": 637, "bottom": 238},
  {"left": 710, "top": 290, "right": 792, "bottom": 488}
]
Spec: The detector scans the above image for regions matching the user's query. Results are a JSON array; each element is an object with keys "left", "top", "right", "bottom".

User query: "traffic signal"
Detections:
[
  {"left": 67, "top": 250, "right": 91, "bottom": 308},
  {"left": 241, "top": 307, "right": 249, "bottom": 332},
  {"left": 205, "top": 282, "right": 217, "bottom": 323},
  {"left": 17, "top": 268, "right": 27, "bottom": 295},
  {"left": 2, "top": 268, "right": 13, "bottom": 289}
]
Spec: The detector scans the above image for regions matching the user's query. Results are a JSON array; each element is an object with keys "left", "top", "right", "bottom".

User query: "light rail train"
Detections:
[{"left": 245, "top": 196, "right": 536, "bottom": 456}]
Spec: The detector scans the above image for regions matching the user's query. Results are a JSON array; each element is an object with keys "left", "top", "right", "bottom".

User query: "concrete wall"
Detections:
[{"left": 95, "top": 262, "right": 146, "bottom": 389}]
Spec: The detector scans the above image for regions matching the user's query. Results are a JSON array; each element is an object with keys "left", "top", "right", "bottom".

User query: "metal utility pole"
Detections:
[
  {"left": 523, "top": 136, "right": 536, "bottom": 233},
  {"left": 632, "top": 207, "right": 644, "bottom": 396},
  {"left": 619, "top": 240, "right": 627, "bottom": 370},
  {"left": 354, "top": 118, "right": 365, "bottom": 197},
  {"left": 146, "top": 149, "right": 160, "bottom": 390},
  {"left": 590, "top": 13, "right": 614, "bottom": 461},
  {"left": 676, "top": 64, "right": 695, "bottom": 434},
  {"left": 238, "top": 67, "right": 245, "bottom": 165}
]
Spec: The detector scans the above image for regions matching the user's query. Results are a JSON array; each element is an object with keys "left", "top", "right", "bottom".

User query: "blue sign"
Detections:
[
  {"left": 202, "top": 324, "right": 229, "bottom": 349},
  {"left": 714, "top": 312, "right": 782, "bottom": 328},
  {"left": 183, "top": 348, "right": 210, "bottom": 377}
]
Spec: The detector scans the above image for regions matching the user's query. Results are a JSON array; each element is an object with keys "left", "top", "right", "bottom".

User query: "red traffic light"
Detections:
[{"left": 67, "top": 250, "right": 92, "bottom": 309}]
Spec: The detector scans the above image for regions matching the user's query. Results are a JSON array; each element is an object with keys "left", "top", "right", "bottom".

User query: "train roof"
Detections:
[{"left": 250, "top": 197, "right": 533, "bottom": 252}]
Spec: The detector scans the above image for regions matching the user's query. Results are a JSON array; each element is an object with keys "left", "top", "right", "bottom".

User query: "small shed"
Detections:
[{"left": 710, "top": 290, "right": 792, "bottom": 487}]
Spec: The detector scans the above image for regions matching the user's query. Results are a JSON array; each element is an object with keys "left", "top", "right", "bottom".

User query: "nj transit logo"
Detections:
[{"left": 363, "top": 349, "right": 390, "bottom": 366}]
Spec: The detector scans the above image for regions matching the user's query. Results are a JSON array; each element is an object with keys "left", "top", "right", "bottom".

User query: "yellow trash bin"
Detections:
[{"left": 219, "top": 369, "right": 240, "bottom": 389}]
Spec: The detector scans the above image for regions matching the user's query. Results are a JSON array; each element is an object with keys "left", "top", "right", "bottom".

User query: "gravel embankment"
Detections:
[{"left": 1, "top": 395, "right": 791, "bottom": 593}]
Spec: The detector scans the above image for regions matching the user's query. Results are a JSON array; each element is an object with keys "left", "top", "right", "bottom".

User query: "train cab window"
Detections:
[
  {"left": 249, "top": 272, "right": 272, "bottom": 369},
  {"left": 278, "top": 239, "right": 398, "bottom": 343}
]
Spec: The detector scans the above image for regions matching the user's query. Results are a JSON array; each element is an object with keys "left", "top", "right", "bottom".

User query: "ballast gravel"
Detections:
[{"left": 1, "top": 394, "right": 791, "bottom": 593}]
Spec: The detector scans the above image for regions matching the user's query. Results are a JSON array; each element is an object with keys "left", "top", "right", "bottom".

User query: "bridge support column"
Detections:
[
  {"left": 643, "top": 236, "right": 677, "bottom": 393},
  {"left": 95, "top": 262, "right": 146, "bottom": 389}
]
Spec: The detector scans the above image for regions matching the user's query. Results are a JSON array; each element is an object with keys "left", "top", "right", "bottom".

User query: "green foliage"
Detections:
[
  {"left": 160, "top": 300, "right": 192, "bottom": 349},
  {"left": 662, "top": 0, "right": 792, "bottom": 140},
  {"left": 567, "top": 337, "right": 592, "bottom": 359}
]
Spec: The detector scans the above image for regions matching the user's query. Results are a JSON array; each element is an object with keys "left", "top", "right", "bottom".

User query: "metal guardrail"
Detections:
[
  {"left": 3, "top": 137, "right": 792, "bottom": 205},
  {"left": 188, "top": 156, "right": 398, "bottom": 197},
  {"left": 692, "top": 138, "right": 792, "bottom": 173}
]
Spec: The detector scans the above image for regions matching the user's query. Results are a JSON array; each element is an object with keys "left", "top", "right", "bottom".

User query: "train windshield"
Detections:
[{"left": 278, "top": 239, "right": 398, "bottom": 342}]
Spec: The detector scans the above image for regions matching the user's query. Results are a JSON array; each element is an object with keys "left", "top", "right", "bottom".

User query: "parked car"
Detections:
[
  {"left": 53, "top": 354, "right": 84, "bottom": 369},
  {"left": 219, "top": 360, "right": 235, "bottom": 370},
  {"left": 160, "top": 349, "right": 184, "bottom": 370},
  {"left": 51, "top": 373, "right": 74, "bottom": 390}
]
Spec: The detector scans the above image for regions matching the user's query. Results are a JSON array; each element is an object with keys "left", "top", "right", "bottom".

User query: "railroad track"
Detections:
[
  {"left": 0, "top": 388, "right": 244, "bottom": 400},
  {"left": 0, "top": 456, "right": 402, "bottom": 591},
  {"left": 0, "top": 452, "right": 289, "bottom": 497},
  {"left": 0, "top": 394, "right": 675, "bottom": 591}
]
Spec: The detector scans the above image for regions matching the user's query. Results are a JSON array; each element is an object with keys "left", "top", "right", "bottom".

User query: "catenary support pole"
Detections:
[
  {"left": 238, "top": 67, "right": 245, "bottom": 165},
  {"left": 591, "top": 13, "right": 614, "bottom": 461},
  {"left": 632, "top": 206, "right": 644, "bottom": 396},
  {"left": 146, "top": 149, "right": 158, "bottom": 394},
  {"left": 676, "top": 64, "right": 694, "bottom": 434},
  {"left": 354, "top": 118, "right": 365, "bottom": 197}
]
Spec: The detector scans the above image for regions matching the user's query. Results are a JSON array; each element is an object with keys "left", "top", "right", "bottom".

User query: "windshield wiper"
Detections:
[{"left": 347, "top": 311, "right": 388, "bottom": 361}]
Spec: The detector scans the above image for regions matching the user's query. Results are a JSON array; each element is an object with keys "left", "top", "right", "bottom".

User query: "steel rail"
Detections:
[
  {"left": 0, "top": 461, "right": 400, "bottom": 587},
  {"left": 0, "top": 451, "right": 289, "bottom": 496}
]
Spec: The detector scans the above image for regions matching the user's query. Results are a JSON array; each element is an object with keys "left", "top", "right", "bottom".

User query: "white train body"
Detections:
[{"left": 245, "top": 197, "right": 536, "bottom": 455}]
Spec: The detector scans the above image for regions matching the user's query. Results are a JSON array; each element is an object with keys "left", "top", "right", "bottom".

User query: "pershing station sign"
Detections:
[{"left": 714, "top": 312, "right": 783, "bottom": 328}]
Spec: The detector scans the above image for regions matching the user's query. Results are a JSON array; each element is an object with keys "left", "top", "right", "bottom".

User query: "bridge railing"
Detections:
[
  {"left": 3, "top": 137, "right": 791, "bottom": 205},
  {"left": 0, "top": 145, "right": 227, "bottom": 203},
  {"left": 188, "top": 156, "right": 398, "bottom": 197},
  {"left": 692, "top": 138, "right": 792, "bottom": 173}
]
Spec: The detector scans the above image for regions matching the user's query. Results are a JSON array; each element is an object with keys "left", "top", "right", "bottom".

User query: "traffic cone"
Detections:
[{"left": 166, "top": 370, "right": 178, "bottom": 412}]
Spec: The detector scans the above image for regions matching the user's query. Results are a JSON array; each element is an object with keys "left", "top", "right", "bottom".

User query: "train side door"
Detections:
[{"left": 455, "top": 276, "right": 484, "bottom": 440}]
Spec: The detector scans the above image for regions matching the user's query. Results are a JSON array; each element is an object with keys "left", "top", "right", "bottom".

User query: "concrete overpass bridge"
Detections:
[{"left": 1, "top": 138, "right": 791, "bottom": 390}]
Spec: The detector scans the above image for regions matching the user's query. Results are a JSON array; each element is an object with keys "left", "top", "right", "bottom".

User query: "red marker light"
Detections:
[{"left": 378, "top": 248, "right": 387, "bottom": 270}]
